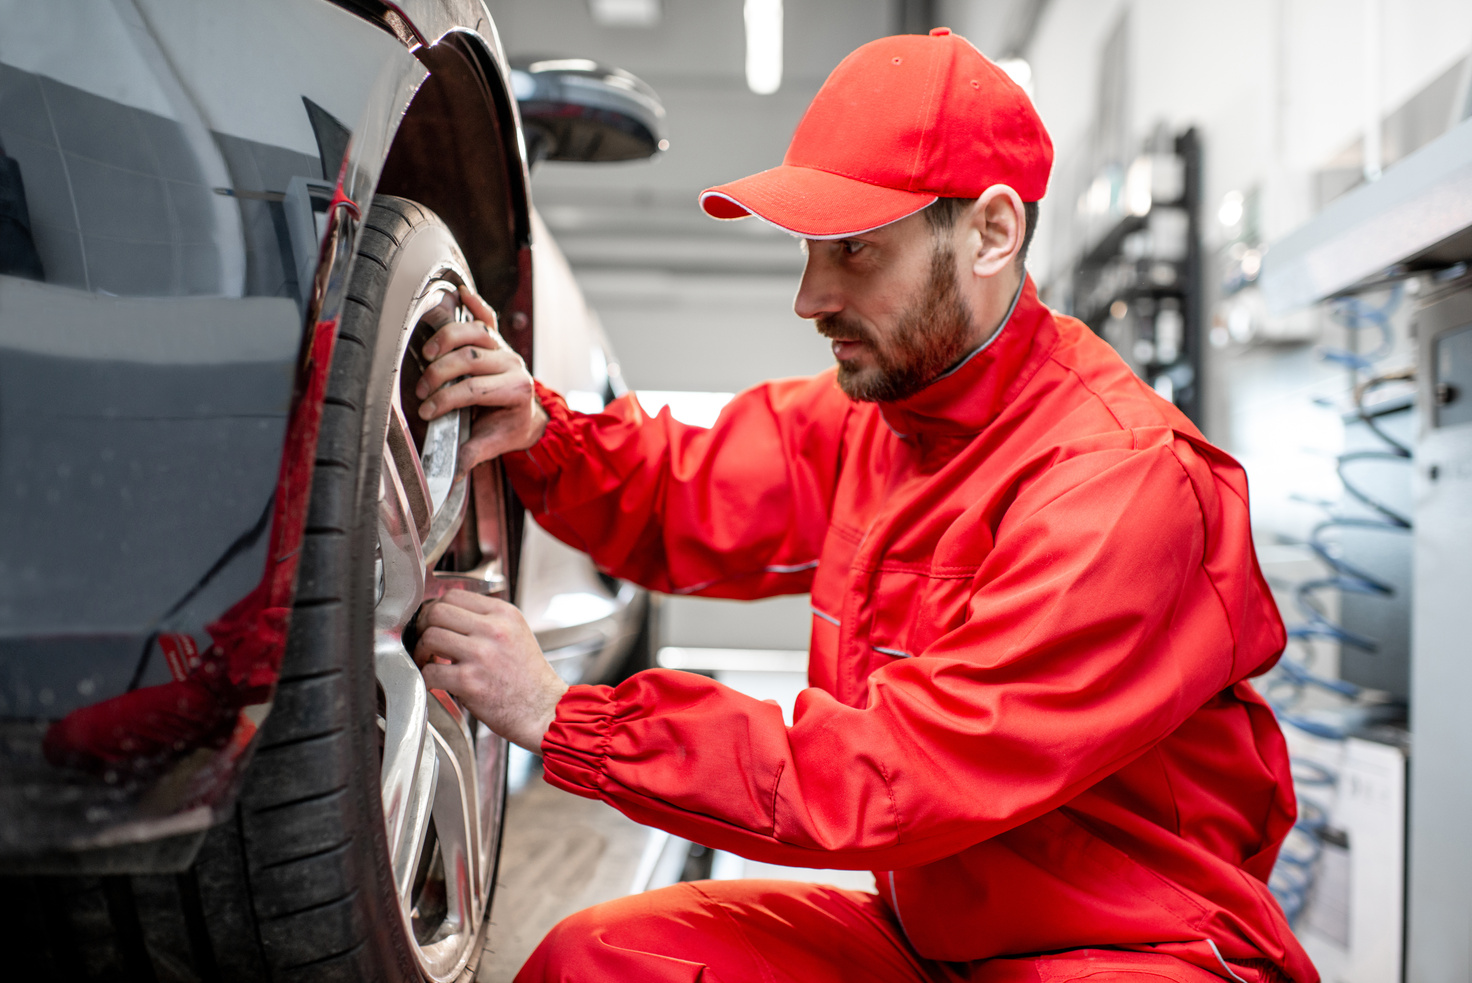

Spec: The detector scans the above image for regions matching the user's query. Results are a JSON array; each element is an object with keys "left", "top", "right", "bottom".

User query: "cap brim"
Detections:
[{"left": 699, "top": 164, "right": 937, "bottom": 239}]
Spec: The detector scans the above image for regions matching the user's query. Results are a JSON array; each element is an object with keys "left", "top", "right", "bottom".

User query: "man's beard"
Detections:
[{"left": 815, "top": 244, "right": 977, "bottom": 403}]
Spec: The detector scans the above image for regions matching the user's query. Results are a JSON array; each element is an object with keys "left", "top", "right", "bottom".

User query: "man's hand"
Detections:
[
  {"left": 413, "top": 590, "right": 569, "bottom": 751},
  {"left": 416, "top": 286, "right": 548, "bottom": 474}
]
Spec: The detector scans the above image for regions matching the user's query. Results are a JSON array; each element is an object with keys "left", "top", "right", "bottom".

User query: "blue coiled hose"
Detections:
[{"left": 1264, "top": 287, "right": 1411, "bottom": 923}]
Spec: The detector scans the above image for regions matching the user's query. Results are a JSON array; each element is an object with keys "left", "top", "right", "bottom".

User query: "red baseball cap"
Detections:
[{"left": 700, "top": 28, "right": 1052, "bottom": 239}]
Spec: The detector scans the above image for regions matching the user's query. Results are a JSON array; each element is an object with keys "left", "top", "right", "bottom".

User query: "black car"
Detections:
[{"left": 0, "top": 2, "right": 661, "bottom": 979}]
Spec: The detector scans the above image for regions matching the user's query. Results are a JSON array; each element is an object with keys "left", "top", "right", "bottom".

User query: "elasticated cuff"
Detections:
[
  {"left": 501, "top": 381, "right": 580, "bottom": 514},
  {"left": 539, "top": 683, "right": 617, "bottom": 798}
]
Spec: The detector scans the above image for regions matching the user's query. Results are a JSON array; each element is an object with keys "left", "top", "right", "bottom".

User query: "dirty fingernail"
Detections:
[
  {"left": 415, "top": 380, "right": 429, "bottom": 399},
  {"left": 423, "top": 340, "right": 439, "bottom": 359},
  {"left": 418, "top": 398, "right": 435, "bottom": 419}
]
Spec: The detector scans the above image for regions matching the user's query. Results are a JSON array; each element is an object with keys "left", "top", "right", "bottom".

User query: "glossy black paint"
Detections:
[{"left": 0, "top": 0, "right": 528, "bottom": 867}]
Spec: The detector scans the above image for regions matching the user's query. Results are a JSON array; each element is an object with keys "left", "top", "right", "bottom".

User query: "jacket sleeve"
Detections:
[
  {"left": 501, "top": 376, "right": 851, "bottom": 598},
  {"left": 538, "top": 437, "right": 1283, "bottom": 870}
]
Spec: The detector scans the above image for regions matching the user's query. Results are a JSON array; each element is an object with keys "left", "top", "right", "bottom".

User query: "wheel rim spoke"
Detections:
[
  {"left": 376, "top": 450, "right": 426, "bottom": 633},
  {"left": 385, "top": 404, "right": 434, "bottom": 545},
  {"left": 414, "top": 696, "right": 481, "bottom": 966},
  {"left": 372, "top": 272, "right": 495, "bottom": 982}
]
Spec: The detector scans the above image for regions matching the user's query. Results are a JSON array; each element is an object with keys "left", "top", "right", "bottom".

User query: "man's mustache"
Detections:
[{"left": 815, "top": 316, "right": 873, "bottom": 344}]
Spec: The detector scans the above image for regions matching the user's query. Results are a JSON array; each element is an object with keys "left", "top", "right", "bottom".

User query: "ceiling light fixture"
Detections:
[{"left": 745, "top": 0, "right": 783, "bottom": 95}]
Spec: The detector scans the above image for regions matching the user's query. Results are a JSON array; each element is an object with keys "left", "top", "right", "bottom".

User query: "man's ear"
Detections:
[{"left": 965, "top": 185, "right": 1025, "bottom": 278}]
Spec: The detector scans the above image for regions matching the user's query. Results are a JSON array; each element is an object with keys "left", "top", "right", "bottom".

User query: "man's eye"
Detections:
[{"left": 841, "top": 240, "right": 865, "bottom": 255}]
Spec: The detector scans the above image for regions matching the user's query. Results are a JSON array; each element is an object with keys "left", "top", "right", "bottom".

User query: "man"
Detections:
[{"left": 411, "top": 30, "right": 1315, "bottom": 983}]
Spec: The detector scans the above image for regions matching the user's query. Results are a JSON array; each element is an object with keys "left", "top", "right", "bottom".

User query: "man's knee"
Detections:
[
  {"left": 515, "top": 901, "right": 610, "bottom": 982},
  {"left": 515, "top": 884, "right": 715, "bottom": 983}
]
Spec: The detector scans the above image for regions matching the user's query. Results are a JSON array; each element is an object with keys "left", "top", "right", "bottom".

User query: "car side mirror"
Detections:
[{"left": 509, "top": 58, "right": 667, "bottom": 167}]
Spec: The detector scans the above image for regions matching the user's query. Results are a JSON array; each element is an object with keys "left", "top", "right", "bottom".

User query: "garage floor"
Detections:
[{"left": 476, "top": 762, "right": 653, "bottom": 981}]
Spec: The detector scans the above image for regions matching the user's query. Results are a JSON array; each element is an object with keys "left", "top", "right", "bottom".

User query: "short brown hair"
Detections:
[{"left": 924, "top": 198, "right": 1039, "bottom": 266}]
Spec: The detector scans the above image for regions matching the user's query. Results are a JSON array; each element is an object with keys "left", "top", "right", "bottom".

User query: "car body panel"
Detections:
[
  {"left": 0, "top": 0, "right": 642, "bottom": 869},
  {"left": 0, "top": 0, "right": 529, "bottom": 864}
]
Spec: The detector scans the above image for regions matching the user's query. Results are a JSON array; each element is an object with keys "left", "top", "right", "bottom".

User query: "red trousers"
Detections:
[{"left": 515, "top": 879, "right": 1250, "bottom": 983}]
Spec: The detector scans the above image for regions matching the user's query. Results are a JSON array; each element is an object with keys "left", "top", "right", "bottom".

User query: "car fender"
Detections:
[{"left": 0, "top": 0, "right": 530, "bottom": 868}]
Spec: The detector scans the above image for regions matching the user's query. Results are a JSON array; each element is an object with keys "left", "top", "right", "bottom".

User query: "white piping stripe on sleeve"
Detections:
[
  {"left": 872, "top": 645, "right": 912, "bottom": 658},
  {"left": 670, "top": 578, "right": 720, "bottom": 596},
  {"left": 1203, "top": 940, "right": 1251, "bottom": 983},
  {"left": 765, "top": 560, "right": 819, "bottom": 574},
  {"left": 810, "top": 606, "right": 840, "bottom": 626},
  {"left": 886, "top": 871, "right": 912, "bottom": 942},
  {"left": 672, "top": 560, "right": 819, "bottom": 596}
]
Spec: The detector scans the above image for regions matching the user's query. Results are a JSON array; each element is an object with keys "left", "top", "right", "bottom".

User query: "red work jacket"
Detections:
[{"left": 504, "top": 277, "right": 1314, "bottom": 983}]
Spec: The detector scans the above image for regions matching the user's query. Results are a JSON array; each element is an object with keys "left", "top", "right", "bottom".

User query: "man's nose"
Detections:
[{"left": 793, "top": 249, "right": 841, "bottom": 322}]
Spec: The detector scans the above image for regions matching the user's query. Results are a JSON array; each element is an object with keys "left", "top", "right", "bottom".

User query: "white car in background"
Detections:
[{"left": 521, "top": 209, "right": 650, "bottom": 688}]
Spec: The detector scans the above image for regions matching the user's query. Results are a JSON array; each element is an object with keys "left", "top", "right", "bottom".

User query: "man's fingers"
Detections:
[
  {"left": 413, "top": 592, "right": 521, "bottom": 670},
  {"left": 419, "top": 371, "right": 533, "bottom": 420},
  {"left": 438, "top": 588, "right": 515, "bottom": 615},
  {"left": 420, "top": 660, "right": 466, "bottom": 695},
  {"left": 415, "top": 346, "right": 520, "bottom": 400},
  {"left": 458, "top": 285, "right": 499, "bottom": 327},
  {"left": 421, "top": 319, "right": 500, "bottom": 363},
  {"left": 414, "top": 624, "right": 482, "bottom": 667},
  {"left": 458, "top": 422, "right": 530, "bottom": 472},
  {"left": 415, "top": 590, "right": 516, "bottom": 636},
  {"left": 425, "top": 587, "right": 511, "bottom": 613},
  {"left": 420, "top": 595, "right": 509, "bottom": 640}
]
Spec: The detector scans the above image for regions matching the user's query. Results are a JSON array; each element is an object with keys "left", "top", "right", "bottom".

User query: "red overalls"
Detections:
[{"left": 503, "top": 277, "right": 1315, "bottom": 983}]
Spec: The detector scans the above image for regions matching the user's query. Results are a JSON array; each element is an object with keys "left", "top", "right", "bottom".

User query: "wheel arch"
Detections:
[
  {"left": 366, "top": 24, "right": 533, "bottom": 605},
  {"left": 375, "top": 29, "right": 536, "bottom": 370}
]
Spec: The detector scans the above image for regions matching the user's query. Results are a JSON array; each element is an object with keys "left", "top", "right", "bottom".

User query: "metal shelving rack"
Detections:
[{"left": 1063, "top": 128, "right": 1205, "bottom": 424}]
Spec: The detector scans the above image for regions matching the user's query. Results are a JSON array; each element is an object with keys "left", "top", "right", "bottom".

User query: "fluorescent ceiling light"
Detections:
[
  {"left": 527, "top": 58, "right": 601, "bottom": 73},
  {"left": 589, "top": 0, "right": 661, "bottom": 28},
  {"left": 745, "top": 0, "right": 783, "bottom": 95}
]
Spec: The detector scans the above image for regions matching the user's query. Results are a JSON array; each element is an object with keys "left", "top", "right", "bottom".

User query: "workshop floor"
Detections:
[
  {"left": 475, "top": 664, "right": 874, "bottom": 980},
  {"left": 477, "top": 764, "right": 651, "bottom": 981}
]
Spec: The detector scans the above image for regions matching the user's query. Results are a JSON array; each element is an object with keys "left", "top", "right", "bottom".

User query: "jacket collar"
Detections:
[{"left": 877, "top": 274, "right": 1055, "bottom": 439}]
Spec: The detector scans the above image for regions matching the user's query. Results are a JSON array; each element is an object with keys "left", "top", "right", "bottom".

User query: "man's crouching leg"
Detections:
[{"left": 514, "top": 878, "right": 941, "bottom": 983}]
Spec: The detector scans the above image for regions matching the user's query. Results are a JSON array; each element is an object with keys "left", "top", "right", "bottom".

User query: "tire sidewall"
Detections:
[{"left": 315, "top": 201, "right": 479, "bottom": 983}]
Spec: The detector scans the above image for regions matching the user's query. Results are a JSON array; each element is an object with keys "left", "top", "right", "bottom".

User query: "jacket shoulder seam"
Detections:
[
  {"left": 1045, "top": 349, "right": 1131, "bottom": 433},
  {"left": 1164, "top": 444, "right": 1238, "bottom": 692},
  {"left": 874, "top": 560, "right": 979, "bottom": 579},
  {"left": 878, "top": 758, "right": 903, "bottom": 845}
]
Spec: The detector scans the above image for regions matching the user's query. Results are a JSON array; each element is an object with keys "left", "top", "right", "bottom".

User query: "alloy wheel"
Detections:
[{"left": 372, "top": 275, "right": 504, "bottom": 982}]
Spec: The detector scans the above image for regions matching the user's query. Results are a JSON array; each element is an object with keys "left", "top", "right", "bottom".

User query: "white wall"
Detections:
[
  {"left": 490, "top": 0, "right": 898, "bottom": 652},
  {"left": 577, "top": 271, "right": 830, "bottom": 393},
  {"left": 1027, "top": 0, "right": 1472, "bottom": 270}
]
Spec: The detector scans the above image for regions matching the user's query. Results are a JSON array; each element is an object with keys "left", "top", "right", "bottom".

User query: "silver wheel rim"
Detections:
[{"left": 373, "top": 272, "right": 501, "bottom": 982}]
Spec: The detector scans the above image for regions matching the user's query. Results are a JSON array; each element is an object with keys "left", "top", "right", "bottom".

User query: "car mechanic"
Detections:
[{"left": 408, "top": 30, "right": 1314, "bottom": 983}]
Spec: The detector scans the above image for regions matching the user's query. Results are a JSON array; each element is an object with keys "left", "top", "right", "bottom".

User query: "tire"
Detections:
[{"left": 0, "top": 197, "right": 510, "bottom": 983}]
